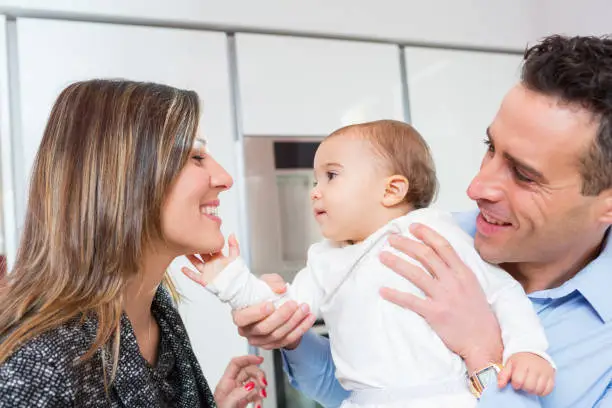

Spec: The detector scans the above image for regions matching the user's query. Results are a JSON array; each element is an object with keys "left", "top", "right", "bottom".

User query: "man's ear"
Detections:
[{"left": 382, "top": 175, "right": 409, "bottom": 207}]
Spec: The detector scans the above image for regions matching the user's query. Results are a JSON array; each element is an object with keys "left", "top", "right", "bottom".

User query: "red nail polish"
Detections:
[
  {"left": 256, "top": 405, "right": 261, "bottom": 408},
  {"left": 244, "top": 381, "right": 255, "bottom": 391},
  {"left": 261, "top": 388, "right": 267, "bottom": 398},
  {"left": 262, "top": 377, "right": 268, "bottom": 386}
]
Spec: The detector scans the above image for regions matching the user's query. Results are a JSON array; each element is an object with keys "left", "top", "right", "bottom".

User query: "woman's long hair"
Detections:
[{"left": 0, "top": 79, "right": 200, "bottom": 380}]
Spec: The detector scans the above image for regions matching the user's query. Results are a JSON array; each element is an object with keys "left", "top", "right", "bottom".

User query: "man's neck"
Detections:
[{"left": 502, "top": 232, "right": 607, "bottom": 294}]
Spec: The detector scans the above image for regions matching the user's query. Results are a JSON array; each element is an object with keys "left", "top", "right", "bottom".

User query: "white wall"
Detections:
[
  {"left": 532, "top": 0, "right": 612, "bottom": 39},
  {"left": 0, "top": 0, "right": 534, "bottom": 49}
]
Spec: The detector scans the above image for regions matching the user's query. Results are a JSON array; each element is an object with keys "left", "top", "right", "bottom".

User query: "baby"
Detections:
[{"left": 183, "top": 120, "right": 555, "bottom": 408}]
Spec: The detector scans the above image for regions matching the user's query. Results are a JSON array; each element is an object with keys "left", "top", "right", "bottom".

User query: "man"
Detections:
[{"left": 232, "top": 35, "right": 612, "bottom": 407}]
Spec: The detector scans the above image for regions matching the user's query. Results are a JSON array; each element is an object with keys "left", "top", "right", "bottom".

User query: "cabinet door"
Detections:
[
  {"left": 405, "top": 47, "right": 521, "bottom": 211},
  {"left": 15, "top": 18, "right": 244, "bottom": 387},
  {"left": 237, "top": 33, "right": 405, "bottom": 136}
]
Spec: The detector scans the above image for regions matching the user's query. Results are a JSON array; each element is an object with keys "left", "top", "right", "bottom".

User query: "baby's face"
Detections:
[{"left": 311, "top": 133, "right": 389, "bottom": 243}]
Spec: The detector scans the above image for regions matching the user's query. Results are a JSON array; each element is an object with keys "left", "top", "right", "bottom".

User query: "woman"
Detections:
[{"left": 0, "top": 80, "right": 266, "bottom": 407}]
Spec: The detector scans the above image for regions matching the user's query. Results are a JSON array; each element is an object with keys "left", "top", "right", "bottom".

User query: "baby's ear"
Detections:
[{"left": 382, "top": 175, "right": 409, "bottom": 207}]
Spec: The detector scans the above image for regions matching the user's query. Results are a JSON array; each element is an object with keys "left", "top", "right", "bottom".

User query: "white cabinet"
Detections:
[
  {"left": 236, "top": 33, "right": 405, "bottom": 136},
  {"left": 405, "top": 47, "right": 522, "bottom": 211},
  {"left": 14, "top": 18, "right": 245, "bottom": 387}
]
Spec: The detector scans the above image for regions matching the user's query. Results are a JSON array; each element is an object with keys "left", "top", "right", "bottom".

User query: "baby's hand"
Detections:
[
  {"left": 181, "top": 234, "right": 240, "bottom": 286},
  {"left": 498, "top": 352, "right": 555, "bottom": 396}
]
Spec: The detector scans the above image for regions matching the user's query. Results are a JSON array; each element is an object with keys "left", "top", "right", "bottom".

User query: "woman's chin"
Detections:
[{"left": 195, "top": 234, "right": 225, "bottom": 254}]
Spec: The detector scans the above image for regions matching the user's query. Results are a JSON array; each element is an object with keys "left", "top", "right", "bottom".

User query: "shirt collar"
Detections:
[
  {"left": 454, "top": 210, "right": 612, "bottom": 323},
  {"left": 532, "top": 228, "right": 612, "bottom": 323}
]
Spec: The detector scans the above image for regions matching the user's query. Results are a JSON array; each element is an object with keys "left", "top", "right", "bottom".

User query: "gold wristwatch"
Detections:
[{"left": 468, "top": 363, "right": 503, "bottom": 399}]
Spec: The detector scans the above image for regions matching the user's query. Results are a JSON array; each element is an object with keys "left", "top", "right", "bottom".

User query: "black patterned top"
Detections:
[{"left": 0, "top": 287, "right": 216, "bottom": 407}]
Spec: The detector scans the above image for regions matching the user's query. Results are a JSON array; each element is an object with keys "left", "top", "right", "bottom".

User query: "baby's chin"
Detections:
[{"left": 321, "top": 230, "right": 356, "bottom": 244}]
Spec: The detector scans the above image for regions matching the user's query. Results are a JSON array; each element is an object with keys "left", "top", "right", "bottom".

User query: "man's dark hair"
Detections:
[{"left": 522, "top": 35, "right": 612, "bottom": 195}]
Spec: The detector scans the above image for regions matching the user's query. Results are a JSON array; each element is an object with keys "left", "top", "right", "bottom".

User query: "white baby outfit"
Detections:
[{"left": 207, "top": 208, "right": 553, "bottom": 408}]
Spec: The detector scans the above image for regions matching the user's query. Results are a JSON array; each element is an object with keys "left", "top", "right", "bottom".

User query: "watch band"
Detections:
[{"left": 468, "top": 363, "right": 503, "bottom": 399}]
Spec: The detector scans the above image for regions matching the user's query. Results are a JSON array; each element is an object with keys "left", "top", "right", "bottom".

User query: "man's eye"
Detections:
[
  {"left": 483, "top": 138, "right": 494, "bottom": 153},
  {"left": 513, "top": 167, "right": 534, "bottom": 183}
]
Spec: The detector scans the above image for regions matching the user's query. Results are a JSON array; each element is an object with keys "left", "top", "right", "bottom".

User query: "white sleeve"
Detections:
[
  {"left": 205, "top": 257, "right": 325, "bottom": 317},
  {"left": 488, "top": 278, "right": 555, "bottom": 368}
]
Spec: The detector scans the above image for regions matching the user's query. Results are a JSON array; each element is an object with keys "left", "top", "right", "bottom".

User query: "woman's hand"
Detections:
[
  {"left": 181, "top": 234, "right": 240, "bottom": 286},
  {"left": 214, "top": 355, "right": 268, "bottom": 408}
]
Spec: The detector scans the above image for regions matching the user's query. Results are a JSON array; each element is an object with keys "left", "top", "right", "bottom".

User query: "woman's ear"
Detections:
[{"left": 382, "top": 175, "right": 409, "bottom": 207}]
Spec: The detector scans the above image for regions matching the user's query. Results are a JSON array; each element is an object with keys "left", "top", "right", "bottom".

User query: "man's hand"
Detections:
[
  {"left": 379, "top": 223, "right": 503, "bottom": 373},
  {"left": 231, "top": 274, "right": 316, "bottom": 350}
]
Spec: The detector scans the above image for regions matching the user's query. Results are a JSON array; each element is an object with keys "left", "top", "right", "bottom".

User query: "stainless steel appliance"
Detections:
[{"left": 243, "top": 136, "right": 328, "bottom": 407}]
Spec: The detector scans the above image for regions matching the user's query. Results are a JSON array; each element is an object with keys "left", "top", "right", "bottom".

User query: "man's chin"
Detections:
[{"left": 474, "top": 239, "right": 503, "bottom": 265}]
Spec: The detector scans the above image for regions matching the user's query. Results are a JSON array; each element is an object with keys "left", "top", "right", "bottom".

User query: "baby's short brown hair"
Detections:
[{"left": 328, "top": 120, "right": 438, "bottom": 209}]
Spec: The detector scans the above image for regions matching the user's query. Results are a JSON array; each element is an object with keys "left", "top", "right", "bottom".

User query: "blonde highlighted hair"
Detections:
[
  {"left": 0, "top": 80, "right": 199, "bottom": 381},
  {"left": 328, "top": 119, "right": 438, "bottom": 208}
]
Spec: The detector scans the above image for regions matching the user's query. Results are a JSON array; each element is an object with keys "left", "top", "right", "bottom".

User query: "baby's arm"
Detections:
[
  {"left": 487, "top": 277, "right": 555, "bottom": 396},
  {"left": 181, "top": 235, "right": 325, "bottom": 314}
]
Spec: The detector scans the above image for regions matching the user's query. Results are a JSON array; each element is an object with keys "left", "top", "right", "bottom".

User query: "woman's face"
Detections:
[{"left": 161, "top": 138, "right": 233, "bottom": 255}]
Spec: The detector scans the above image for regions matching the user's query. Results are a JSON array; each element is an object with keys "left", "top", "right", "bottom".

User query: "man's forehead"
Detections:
[{"left": 497, "top": 87, "right": 597, "bottom": 155}]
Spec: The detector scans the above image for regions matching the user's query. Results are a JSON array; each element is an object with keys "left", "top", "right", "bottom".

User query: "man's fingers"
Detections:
[
  {"left": 264, "top": 303, "right": 312, "bottom": 341},
  {"left": 379, "top": 251, "right": 436, "bottom": 296},
  {"left": 239, "top": 301, "right": 300, "bottom": 337},
  {"left": 265, "top": 312, "right": 317, "bottom": 350},
  {"left": 260, "top": 273, "right": 287, "bottom": 294},
  {"left": 387, "top": 233, "right": 449, "bottom": 280},
  {"left": 379, "top": 287, "right": 430, "bottom": 317},
  {"left": 410, "top": 224, "right": 469, "bottom": 276},
  {"left": 232, "top": 302, "right": 275, "bottom": 328}
]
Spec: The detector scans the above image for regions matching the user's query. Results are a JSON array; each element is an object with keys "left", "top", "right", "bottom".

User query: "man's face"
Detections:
[{"left": 467, "top": 83, "right": 609, "bottom": 266}]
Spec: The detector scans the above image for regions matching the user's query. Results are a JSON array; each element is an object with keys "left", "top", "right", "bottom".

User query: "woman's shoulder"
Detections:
[
  {"left": 0, "top": 321, "right": 89, "bottom": 405},
  {"left": 1, "top": 319, "right": 89, "bottom": 374}
]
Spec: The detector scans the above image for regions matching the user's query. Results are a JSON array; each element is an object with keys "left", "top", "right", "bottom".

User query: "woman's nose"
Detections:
[{"left": 210, "top": 158, "right": 233, "bottom": 191}]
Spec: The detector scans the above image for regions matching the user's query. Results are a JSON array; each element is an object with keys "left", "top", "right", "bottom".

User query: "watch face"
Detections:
[{"left": 477, "top": 366, "right": 499, "bottom": 388}]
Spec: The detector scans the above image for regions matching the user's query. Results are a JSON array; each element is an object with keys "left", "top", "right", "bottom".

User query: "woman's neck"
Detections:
[
  {"left": 124, "top": 251, "right": 172, "bottom": 326},
  {"left": 123, "top": 248, "right": 174, "bottom": 364}
]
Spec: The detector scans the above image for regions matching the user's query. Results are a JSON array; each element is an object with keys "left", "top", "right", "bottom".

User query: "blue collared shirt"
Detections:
[{"left": 281, "top": 211, "right": 612, "bottom": 408}]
